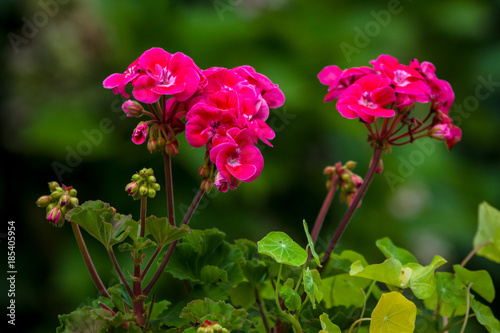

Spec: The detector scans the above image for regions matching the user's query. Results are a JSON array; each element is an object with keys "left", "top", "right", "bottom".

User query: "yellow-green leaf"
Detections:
[{"left": 370, "top": 292, "right": 416, "bottom": 333}]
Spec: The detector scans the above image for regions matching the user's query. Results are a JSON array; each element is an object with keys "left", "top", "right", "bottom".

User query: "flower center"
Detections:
[
  {"left": 394, "top": 69, "right": 411, "bottom": 86},
  {"left": 360, "top": 91, "right": 376, "bottom": 108}
]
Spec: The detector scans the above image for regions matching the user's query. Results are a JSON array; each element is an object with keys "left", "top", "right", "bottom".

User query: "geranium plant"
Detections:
[{"left": 36, "top": 49, "right": 500, "bottom": 333}]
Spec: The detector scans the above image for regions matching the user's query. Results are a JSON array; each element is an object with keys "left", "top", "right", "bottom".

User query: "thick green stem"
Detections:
[
  {"left": 71, "top": 223, "right": 111, "bottom": 299},
  {"left": 143, "top": 188, "right": 205, "bottom": 296},
  {"left": 163, "top": 151, "right": 175, "bottom": 226},
  {"left": 319, "top": 148, "right": 382, "bottom": 272}
]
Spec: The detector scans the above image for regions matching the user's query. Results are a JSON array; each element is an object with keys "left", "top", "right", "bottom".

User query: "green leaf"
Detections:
[
  {"left": 56, "top": 306, "right": 107, "bottom": 333},
  {"left": 145, "top": 216, "right": 191, "bottom": 247},
  {"left": 165, "top": 229, "right": 244, "bottom": 285},
  {"left": 257, "top": 231, "right": 308, "bottom": 267},
  {"left": 180, "top": 298, "right": 248, "bottom": 330},
  {"left": 200, "top": 265, "right": 229, "bottom": 284},
  {"left": 118, "top": 236, "right": 157, "bottom": 252},
  {"left": 65, "top": 200, "right": 133, "bottom": 249},
  {"left": 454, "top": 265, "right": 495, "bottom": 303},
  {"left": 375, "top": 237, "right": 418, "bottom": 266},
  {"left": 280, "top": 278, "right": 301, "bottom": 311},
  {"left": 303, "top": 268, "right": 323, "bottom": 309},
  {"left": 322, "top": 274, "right": 368, "bottom": 308},
  {"left": 370, "top": 292, "right": 416, "bottom": 333},
  {"left": 107, "top": 284, "right": 132, "bottom": 312},
  {"left": 471, "top": 298, "right": 500, "bottom": 333},
  {"left": 240, "top": 258, "right": 268, "bottom": 284},
  {"left": 227, "top": 282, "right": 256, "bottom": 309},
  {"left": 303, "top": 220, "right": 322, "bottom": 267},
  {"left": 406, "top": 255, "right": 447, "bottom": 300},
  {"left": 319, "top": 313, "right": 342, "bottom": 333},
  {"left": 350, "top": 257, "right": 412, "bottom": 289},
  {"left": 147, "top": 299, "right": 171, "bottom": 321},
  {"left": 473, "top": 202, "right": 500, "bottom": 263},
  {"left": 424, "top": 272, "right": 467, "bottom": 317}
]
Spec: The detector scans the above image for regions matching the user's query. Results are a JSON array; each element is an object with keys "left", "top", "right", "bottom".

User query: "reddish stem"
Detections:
[{"left": 310, "top": 174, "right": 339, "bottom": 245}]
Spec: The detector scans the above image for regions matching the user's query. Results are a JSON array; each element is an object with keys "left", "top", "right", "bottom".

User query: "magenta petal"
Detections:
[
  {"left": 263, "top": 88, "right": 285, "bottom": 108},
  {"left": 372, "top": 86, "right": 396, "bottom": 106},
  {"left": 227, "top": 164, "right": 257, "bottom": 180},
  {"left": 336, "top": 96, "right": 360, "bottom": 119},
  {"left": 139, "top": 47, "right": 169, "bottom": 72},
  {"left": 153, "top": 83, "right": 186, "bottom": 95},
  {"left": 133, "top": 75, "right": 160, "bottom": 103},
  {"left": 318, "top": 65, "right": 342, "bottom": 86},
  {"left": 359, "top": 105, "right": 395, "bottom": 118},
  {"left": 238, "top": 145, "right": 263, "bottom": 182},
  {"left": 185, "top": 116, "right": 210, "bottom": 147},
  {"left": 172, "top": 68, "right": 200, "bottom": 101},
  {"left": 103, "top": 73, "right": 124, "bottom": 88},
  {"left": 169, "top": 52, "right": 196, "bottom": 75}
]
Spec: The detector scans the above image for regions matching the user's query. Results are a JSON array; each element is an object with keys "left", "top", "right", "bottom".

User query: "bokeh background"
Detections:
[{"left": 2, "top": 0, "right": 500, "bottom": 331}]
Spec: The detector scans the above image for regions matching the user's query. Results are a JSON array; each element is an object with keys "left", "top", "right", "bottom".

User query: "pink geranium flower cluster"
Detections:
[
  {"left": 318, "top": 55, "right": 461, "bottom": 150},
  {"left": 104, "top": 47, "right": 284, "bottom": 192}
]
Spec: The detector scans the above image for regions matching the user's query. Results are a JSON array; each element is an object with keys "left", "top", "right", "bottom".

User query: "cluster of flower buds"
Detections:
[
  {"left": 36, "top": 182, "right": 78, "bottom": 227},
  {"left": 125, "top": 168, "right": 161, "bottom": 200},
  {"left": 324, "top": 161, "right": 364, "bottom": 207},
  {"left": 196, "top": 320, "right": 229, "bottom": 333}
]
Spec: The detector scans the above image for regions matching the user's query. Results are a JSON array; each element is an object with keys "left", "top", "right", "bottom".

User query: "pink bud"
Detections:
[
  {"left": 429, "top": 124, "right": 453, "bottom": 141},
  {"left": 132, "top": 122, "right": 149, "bottom": 145},
  {"left": 46, "top": 206, "right": 62, "bottom": 226},
  {"left": 122, "top": 100, "right": 144, "bottom": 117}
]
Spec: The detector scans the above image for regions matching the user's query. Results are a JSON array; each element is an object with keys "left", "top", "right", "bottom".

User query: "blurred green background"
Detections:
[{"left": 2, "top": 0, "right": 500, "bottom": 331}]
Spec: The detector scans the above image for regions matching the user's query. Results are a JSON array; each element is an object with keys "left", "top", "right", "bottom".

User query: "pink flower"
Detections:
[
  {"left": 185, "top": 91, "right": 239, "bottom": 147},
  {"left": 370, "top": 55, "right": 430, "bottom": 101},
  {"left": 103, "top": 57, "right": 141, "bottom": 98},
  {"left": 209, "top": 128, "right": 263, "bottom": 182},
  {"left": 133, "top": 48, "right": 203, "bottom": 103},
  {"left": 318, "top": 65, "right": 375, "bottom": 102},
  {"left": 231, "top": 65, "right": 285, "bottom": 109},
  {"left": 336, "top": 74, "right": 396, "bottom": 123},
  {"left": 132, "top": 122, "right": 149, "bottom": 145},
  {"left": 214, "top": 172, "right": 240, "bottom": 192}
]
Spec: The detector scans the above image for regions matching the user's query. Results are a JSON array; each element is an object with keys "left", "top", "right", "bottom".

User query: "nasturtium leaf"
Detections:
[
  {"left": 257, "top": 231, "right": 308, "bottom": 267},
  {"left": 473, "top": 202, "right": 500, "bottom": 263},
  {"left": 350, "top": 257, "right": 412, "bottom": 289},
  {"left": 406, "top": 255, "right": 447, "bottom": 300},
  {"left": 376, "top": 237, "right": 418, "bottom": 266},
  {"left": 66, "top": 200, "right": 134, "bottom": 249},
  {"left": 280, "top": 278, "right": 301, "bottom": 311},
  {"left": 425, "top": 272, "right": 467, "bottom": 317},
  {"left": 303, "top": 220, "right": 322, "bottom": 267},
  {"left": 303, "top": 268, "right": 323, "bottom": 309},
  {"left": 145, "top": 216, "right": 191, "bottom": 247},
  {"left": 56, "top": 306, "right": 107, "bottom": 333},
  {"left": 319, "top": 313, "right": 342, "bottom": 333},
  {"left": 454, "top": 265, "right": 495, "bottom": 303},
  {"left": 322, "top": 274, "right": 367, "bottom": 308},
  {"left": 471, "top": 298, "right": 500, "bottom": 333},
  {"left": 370, "top": 292, "right": 416, "bottom": 333},
  {"left": 180, "top": 298, "right": 248, "bottom": 330}
]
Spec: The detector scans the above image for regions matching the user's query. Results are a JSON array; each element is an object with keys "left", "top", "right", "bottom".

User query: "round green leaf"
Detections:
[
  {"left": 257, "top": 231, "right": 307, "bottom": 267},
  {"left": 370, "top": 292, "right": 416, "bottom": 333}
]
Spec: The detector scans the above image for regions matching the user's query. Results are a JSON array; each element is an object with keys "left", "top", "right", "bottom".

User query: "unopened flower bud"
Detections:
[
  {"left": 148, "top": 188, "right": 156, "bottom": 198},
  {"left": 122, "top": 100, "right": 144, "bottom": 117},
  {"left": 165, "top": 141, "right": 179, "bottom": 155},
  {"left": 47, "top": 206, "right": 62, "bottom": 226},
  {"left": 148, "top": 176, "right": 156, "bottom": 184},
  {"left": 323, "top": 166, "right": 335, "bottom": 176},
  {"left": 199, "top": 165, "right": 210, "bottom": 178},
  {"left": 152, "top": 183, "right": 161, "bottom": 191},
  {"left": 36, "top": 195, "right": 51, "bottom": 207},
  {"left": 48, "top": 181, "right": 60, "bottom": 191},
  {"left": 212, "top": 324, "right": 222, "bottom": 331},
  {"left": 345, "top": 161, "right": 357, "bottom": 170},
  {"left": 132, "top": 174, "right": 141, "bottom": 182},
  {"left": 70, "top": 197, "right": 79, "bottom": 207},
  {"left": 157, "top": 136, "right": 165, "bottom": 147},
  {"left": 201, "top": 180, "right": 213, "bottom": 193},
  {"left": 125, "top": 182, "right": 140, "bottom": 195},
  {"left": 69, "top": 188, "right": 77, "bottom": 197},
  {"left": 146, "top": 168, "right": 154, "bottom": 176},
  {"left": 341, "top": 172, "right": 351, "bottom": 182},
  {"left": 139, "top": 185, "right": 148, "bottom": 196},
  {"left": 59, "top": 193, "right": 71, "bottom": 207},
  {"left": 50, "top": 190, "right": 63, "bottom": 200},
  {"left": 147, "top": 138, "right": 158, "bottom": 153}
]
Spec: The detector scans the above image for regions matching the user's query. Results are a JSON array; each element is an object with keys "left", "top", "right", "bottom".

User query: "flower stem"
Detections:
[
  {"left": 163, "top": 151, "right": 176, "bottom": 226},
  {"left": 255, "top": 287, "right": 271, "bottom": 333},
  {"left": 460, "top": 241, "right": 492, "bottom": 267},
  {"left": 310, "top": 174, "right": 339, "bottom": 245},
  {"left": 143, "top": 188, "right": 205, "bottom": 296},
  {"left": 319, "top": 148, "right": 382, "bottom": 272},
  {"left": 133, "top": 196, "right": 148, "bottom": 326},
  {"left": 107, "top": 247, "right": 135, "bottom": 299},
  {"left": 140, "top": 246, "right": 162, "bottom": 280},
  {"left": 71, "top": 223, "right": 111, "bottom": 299}
]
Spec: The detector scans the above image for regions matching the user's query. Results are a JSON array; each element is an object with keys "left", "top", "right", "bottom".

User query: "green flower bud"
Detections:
[
  {"left": 36, "top": 195, "right": 51, "bottom": 207},
  {"left": 139, "top": 185, "right": 148, "bottom": 196},
  {"left": 70, "top": 197, "right": 79, "bottom": 207},
  {"left": 50, "top": 191, "right": 63, "bottom": 200},
  {"left": 48, "top": 181, "right": 60, "bottom": 191},
  {"left": 59, "top": 193, "right": 71, "bottom": 207},
  {"left": 54, "top": 186, "right": 63, "bottom": 193},
  {"left": 69, "top": 189, "right": 77, "bottom": 197},
  {"left": 152, "top": 183, "right": 161, "bottom": 191},
  {"left": 148, "top": 188, "right": 156, "bottom": 198},
  {"left": 132, "top": 174, "right": 141, "bottom": 182},
  {"left": 147, "top": 168, "right": 154, "bottom": 176},
  {"left": 345, "top": 160, "right": 357, "bottom": 170}
]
